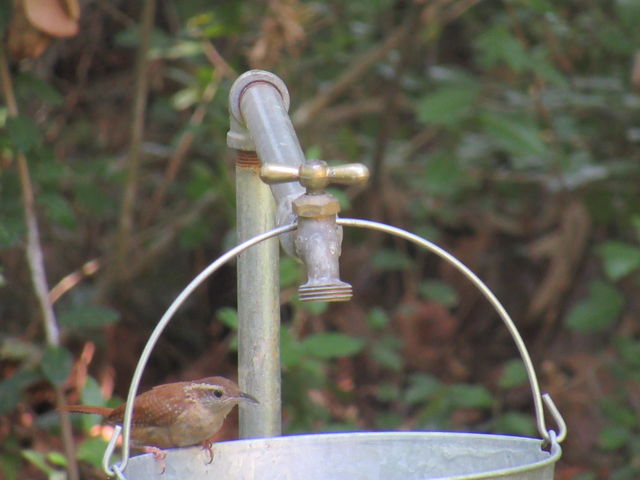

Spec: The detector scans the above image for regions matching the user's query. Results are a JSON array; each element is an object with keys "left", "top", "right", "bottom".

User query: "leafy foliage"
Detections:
[{"left": 1, "top": 0, "right": 639, "bottom": 478}]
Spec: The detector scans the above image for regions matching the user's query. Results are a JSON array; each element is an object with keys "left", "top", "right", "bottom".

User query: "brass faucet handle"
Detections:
[
  {"left": 326, "top": 163, "right": 369, "bottom": 186},
  {"left": 259, "top": 163, "right": 300, "bottom": 184},
  {"left": 260, "top": 160, "right": 369, "bottom": 193}
]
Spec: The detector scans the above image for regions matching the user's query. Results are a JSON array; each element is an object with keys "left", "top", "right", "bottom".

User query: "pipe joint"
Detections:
[{"left": 229, "top": 70, "right": 290, "bottom": 127}]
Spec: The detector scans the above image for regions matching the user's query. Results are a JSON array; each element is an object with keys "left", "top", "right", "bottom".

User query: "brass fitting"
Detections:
[{"left": 293, "top": 193, "right": 340, "bottom": 218}]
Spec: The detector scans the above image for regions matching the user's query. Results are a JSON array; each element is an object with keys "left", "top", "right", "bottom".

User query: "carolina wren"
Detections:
[{"left": 64, "top": 376, "right": 258, "bottom": 452}]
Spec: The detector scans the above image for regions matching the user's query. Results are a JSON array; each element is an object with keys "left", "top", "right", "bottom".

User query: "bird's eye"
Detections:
[{"left": 213, "top": 389, "right": 223, "bottom": 398}]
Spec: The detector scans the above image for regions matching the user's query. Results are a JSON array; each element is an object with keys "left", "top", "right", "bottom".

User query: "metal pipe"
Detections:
[
  {"left": 227, "top": 71, "right": 307, "bottom": 438},
  {"left": 228, "top": 70, "right": 308, "bottom": 439},
  {"left": 234, "top": 151, "right": 281, "bottom": 439},
  {"left": 228, "top": 70, "right": 306, "bottom": 257}
]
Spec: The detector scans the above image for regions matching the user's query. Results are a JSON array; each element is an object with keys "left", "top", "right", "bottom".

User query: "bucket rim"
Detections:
[{"left": 125, "top": 430, "right": 562, "bottom": 479}]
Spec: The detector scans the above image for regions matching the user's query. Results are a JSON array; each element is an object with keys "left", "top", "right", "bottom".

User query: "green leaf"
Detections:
[
  {"left": 494, "top": 411, "right": 536, "bottom": 437},
  {"left": 0, "top": 1, "right": 12, "bottom": 35},
  {"left": 280, "top": 257, "right": 302, "bottom": 289},
  {"left": 178, "top": 220, "right": 210, "bottom": 249},
  {"left": 599, "top": 425, "right": 631, "bottom": 450},
  {"left": 0, "top": 450, "right": 21, "bottom": 480},
  {"left": 416, "top": 85, "right": 480, "bottom": 127},
  {"left": 372, "top": 249, "right": 412, "bottom": 271},
  {"left": 528, "top": 49, "right": 568, "bottom": 88},
  {"left": 301, "top": 332, "right": 365, "bottom": 359},
  {"left": 302, "top": 301, "right": 329, "bottom": 315},
  {"left": 376, "top": 383, "right": 400, "bottom": 401},
  {"left": 6, "top": 116, "right": 40, "bottom": 153},
  {"left": 81, "top": 376, "right": 105, "bottom": 406},
  {"left": 599, "top": 241, "right": 640, "bottom": 281},
  {"left": 419, "top": 280, "right": 458, "bottom": 308},
  {"left": 40, "top": 193, "right": 77, "bottom": 229},
  {"left": 405, "top": 373, "right": 442, "bottom": 404},
  {"left": 76, "top": 437, "right": 110, "bottom": 468},
  {"left": 186, "top": 163, "right": 216, "bottom": 200},
  {"left": 367, "top": 307, "right": 389, "bottom": 330},
  {"left": 448, "top": 384, "right": 494, "bottom": 409},
  {"left": 15, "top": 73, "right": 63, "bottom": 106},
  {"left": 480, "top": 112, "right": 547, "bottom": 161},
  {"left": 476, "top": 25, "right": 529, "bottom": 72},
  {"left": 58, "top": 305, "right": 120, "bottom": 330},
  {"left": 499, "top": 359, "right": 528, "bottom": 389},
  {"left": 615, "top": 337, "right": 640, "bottom": 370},
  {"left": 74, "top": 182, "right": 111, "bottom": 216},
  {"left": 423, "top": 152, "right": 466, "bottom": 196},
  {"left": 600, "top": 398, "right": 639, "bottom": 428},
  {"left": 565, "top": 281, "right": 624, "bottom": 332},
  {"left": 0, "top": 370, "right": 41, "bottom": 414},
  {"left": 79, "top": 376, "right": 106, "bottom": 430},
  {"left": 41, "top": 346, "right": 73, "bottom": 387},
  {"left": 21, "top": 450, "right": 54, "bottom": 475},
  {"left": 0, "top": 213, "right": 25, "bottom": 247},
  {"left": 172, "top": 87, "right": 200, "bottom": 110},
  {"left": 46, "top": 452, "right": 67, "bottom": 468},
  {"left": 375, "top": 411, "right": 405, "bottom": 430},
  {"left": 305, "top": 145, "right": 323, "bottom": 159},
  {"left": 216, "top": 307, "right": 238, "bottom": 329},
  {"left": 371, "top": 340, "right": 403, "bottom": 371}
]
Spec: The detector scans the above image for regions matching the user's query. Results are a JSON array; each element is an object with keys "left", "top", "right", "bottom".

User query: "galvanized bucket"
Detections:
[
  {"left": 122, "top": 432, "right": 561, "bottom": 480},
  {"left": 102, "top": 220, "right": 565, "bottom": 480}
]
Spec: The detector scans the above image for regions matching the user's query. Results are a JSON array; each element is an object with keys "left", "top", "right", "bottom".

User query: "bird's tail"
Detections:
[{"left": 61, "top": 405, "right": 113, "bottom": 416}]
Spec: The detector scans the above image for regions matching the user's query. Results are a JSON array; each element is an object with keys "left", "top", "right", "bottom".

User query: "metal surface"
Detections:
[
  {"left": 260, "top": 160, "right": 370, "bottom": 193},
  {"left": 260, "top": 159, "right": 370, "bottom": 302},
  {"left": 295, "top": 213, "right": 352, "bottom": 302},
  {"left": 228, "top": 70, "right": 306, "bottom": 252},
  {"left": 236, "top": 158, "right": 282, "bottom": 439},
  {"left": 227, "top": 70, "right": 302, "bottom": 438},
  {"left": 123, "top": 432, "right": 561, "bottom": 480}
]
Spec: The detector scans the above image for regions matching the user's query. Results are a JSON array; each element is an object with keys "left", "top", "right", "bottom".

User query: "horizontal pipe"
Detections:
[{"left": 229, "top": 71, "right": 306, "bottom": 243}]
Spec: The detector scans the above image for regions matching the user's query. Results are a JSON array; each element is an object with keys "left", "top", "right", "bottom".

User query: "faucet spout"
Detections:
[{"left": 293, "top": 192, "right": 352, "bottom": 302}]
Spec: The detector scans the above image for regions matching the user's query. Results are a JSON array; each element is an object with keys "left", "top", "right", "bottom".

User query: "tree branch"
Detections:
[
  {"left": 0, "top": 43, "right": 79, "bottom": 480},
  {"left": 114, "top": 0, "right": 156, "bottom": 277}
]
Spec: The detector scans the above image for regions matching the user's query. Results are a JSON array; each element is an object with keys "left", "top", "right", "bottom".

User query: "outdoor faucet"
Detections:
[
  {"left": 226, "top": 69, "right": 367, "bottom": 439},
  {"left": 227, "top": 70, "right": 369, "bottom": 303},
  {"left": 261, "top": 160, "right": 369, "bottom": 302}
]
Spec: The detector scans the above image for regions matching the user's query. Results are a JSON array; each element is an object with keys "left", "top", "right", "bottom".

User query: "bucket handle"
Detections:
[
  {"left": 338, "top": 218, "right": 567, "bottom": 446},
  {"left": 102, "top": 220, "right": 566, "bottom": 478}
]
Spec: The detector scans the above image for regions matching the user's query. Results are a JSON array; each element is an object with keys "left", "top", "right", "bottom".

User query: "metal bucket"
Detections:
[
  {"left": 122, "top": 432, "right": 560, "bottom": 480},
  {"left": 102, "top": 220, "right": 565, "bottom": 480}
]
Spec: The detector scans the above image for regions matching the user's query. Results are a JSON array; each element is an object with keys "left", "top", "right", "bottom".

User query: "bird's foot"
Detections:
[
  {"left": 142, "top": 446, "right": 168, "bottom": 474},
  {"left": 200, "top": 439, "right": 214, "bottom": 464}
]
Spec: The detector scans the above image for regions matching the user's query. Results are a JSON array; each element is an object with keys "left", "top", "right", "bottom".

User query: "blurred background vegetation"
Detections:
[{"left": 1, "top": 0, "right": 640, "bottom": 479}]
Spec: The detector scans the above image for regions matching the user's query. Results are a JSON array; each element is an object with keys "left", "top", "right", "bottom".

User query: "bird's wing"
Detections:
[{"left": 107, "top": 382, "right": 189, "bottom": 427}]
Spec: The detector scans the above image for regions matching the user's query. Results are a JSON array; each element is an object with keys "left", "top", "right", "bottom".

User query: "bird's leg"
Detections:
[
  {"left": 200, "top": 439, "right": 214, "bottom": 464},
  {"left": 142, "top": 446, "right": 168, "bottom": 473}
]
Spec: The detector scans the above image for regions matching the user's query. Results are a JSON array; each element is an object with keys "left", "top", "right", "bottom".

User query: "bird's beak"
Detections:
[{"left": 238, "top": 392, "right": 259, "bottom": 404}]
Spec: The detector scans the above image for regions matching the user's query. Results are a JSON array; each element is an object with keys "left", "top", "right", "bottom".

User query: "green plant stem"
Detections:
[
  {"left": 114, "top": 0, "right": 156, "bottom": 277},
  {"left": 0, "top": 44, "right": 79, "bottom": 480}
]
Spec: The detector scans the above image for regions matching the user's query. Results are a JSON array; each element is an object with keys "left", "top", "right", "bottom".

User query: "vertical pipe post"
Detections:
[
  {"left": 228, "top": 70, "right": 306, "bottom": 438},
  {"left": 235, "top": 150, "right": 282, "bottom": 438}
]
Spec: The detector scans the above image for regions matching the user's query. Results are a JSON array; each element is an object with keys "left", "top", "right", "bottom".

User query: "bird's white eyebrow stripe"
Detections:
[
  {"left": 191, "top": 383, "right": 222, "bottom": 390},
  {"left": 184, "top": 383, "right": 223, "bottom": 399}
]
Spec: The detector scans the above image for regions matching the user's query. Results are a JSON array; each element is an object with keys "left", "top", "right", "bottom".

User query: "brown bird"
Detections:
[{"left": 64, "top": 376, "right": 258, "bottom": 462}]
